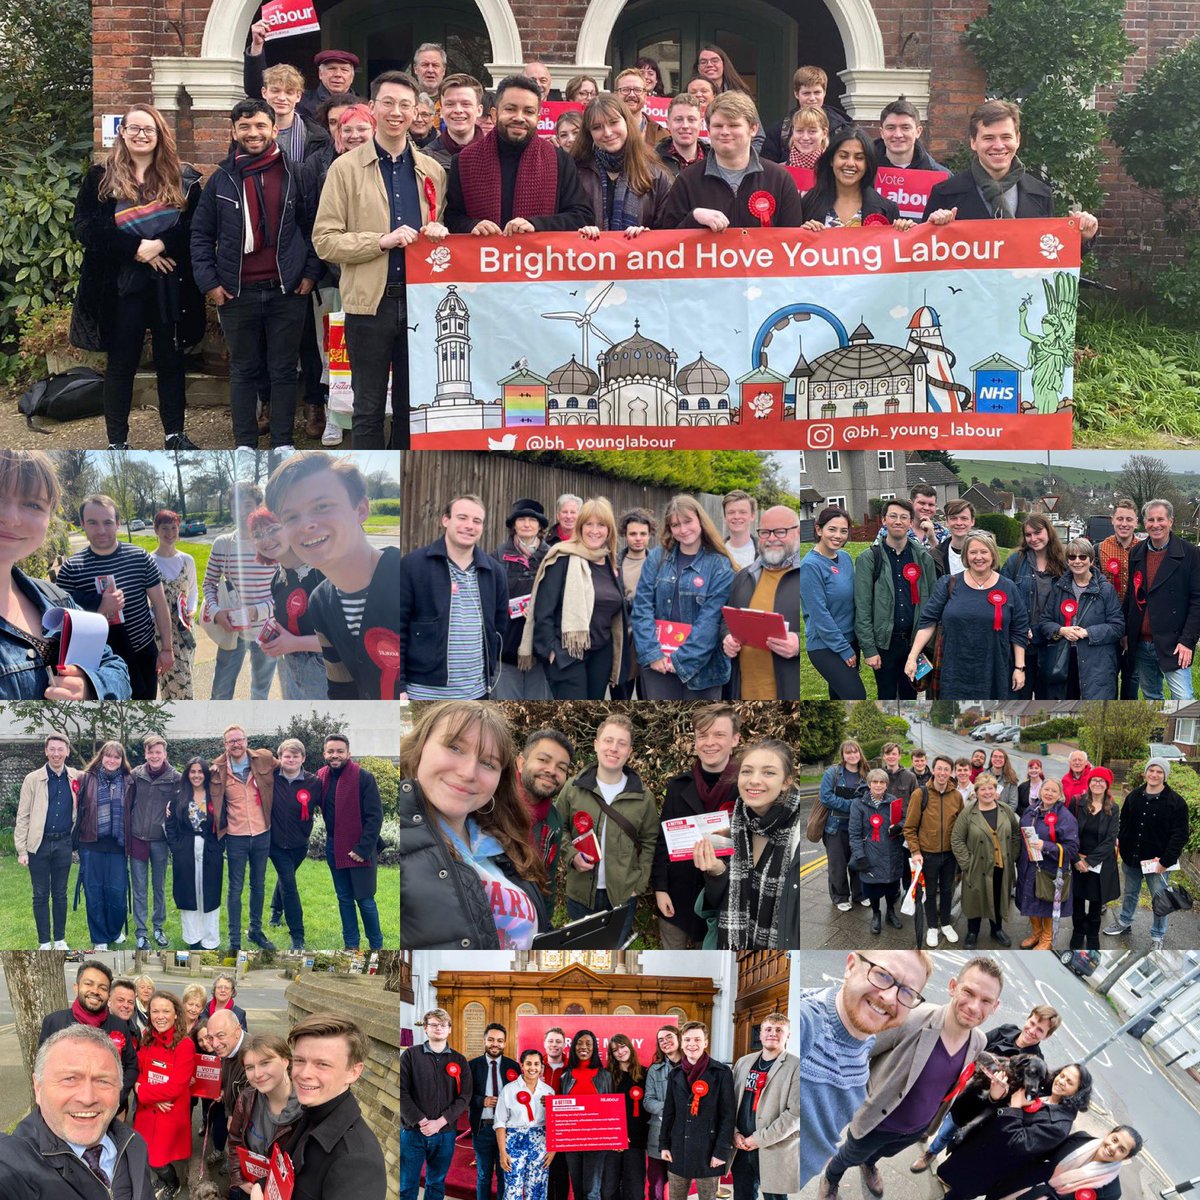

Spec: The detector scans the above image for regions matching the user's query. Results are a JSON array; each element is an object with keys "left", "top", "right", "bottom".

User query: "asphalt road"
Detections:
[{"left": 798, "top": 950, "right": 1200, "bottom": 1197}]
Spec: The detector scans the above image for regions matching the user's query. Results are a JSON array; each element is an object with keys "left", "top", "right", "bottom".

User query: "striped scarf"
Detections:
[
  {"left": 96, "top": 769, "right": 126, "bottom": 846},
  {"left": 720, "top": 787, "right": 802, "bottom": 948}
]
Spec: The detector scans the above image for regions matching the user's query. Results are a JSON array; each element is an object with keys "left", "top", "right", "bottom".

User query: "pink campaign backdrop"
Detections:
[{"left": 516, "top": 1014, "right": 679, "bottom": 1066}]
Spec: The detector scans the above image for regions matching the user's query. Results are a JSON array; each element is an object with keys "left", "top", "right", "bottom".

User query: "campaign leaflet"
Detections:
[
  {"left": 661, "top": 811, "right": 735, "bottom": 862},
  {"left": 546, "top": 1094, "right": 629, "bottom": 1151}
]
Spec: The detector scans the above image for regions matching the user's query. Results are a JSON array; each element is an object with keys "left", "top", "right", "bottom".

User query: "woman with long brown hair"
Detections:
[
  {"left": 573, "top": 94, "right": 672, "bottom": 237},
  {"left": 694, "top": 45, "right": 750, "bottom": 95},
  {"left": 818, "top": 739, "right": 869, "bottom": 910},
  {"left": 606, "top": 1033, "right": 650, "bottom": 1200},
  {"left": 644, "top": 1027, "right": 683, "bottom": 1200},
  {"left": 1070, "top": 767, "right": 1121, "bottom": 950},
  {"left": 70, "top": 103, "right": 203, "bottom": 449},
  {"left": 631, "top": 495, "right": 737, "bottom": 699},
  {"left": 75, "top": 739, "right": 134, "bottom": 950},
  {"left": 1001, "top": 512, "right": 1068, "bottom": 698},
  {"left": 400, "top": 701, "right": 548, "bottom": 948}
]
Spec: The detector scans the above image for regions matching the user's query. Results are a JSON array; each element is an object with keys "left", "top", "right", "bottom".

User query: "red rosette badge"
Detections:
[
  {"left": 71, "top": 779, "right": 80, "bottom": 793},
  {"left": 690, "top": 1079, "right": 709, "bottom": 1116},
  {"left": 987, "top": 589, "right": 1007, "bottom": 632},
  {"left": 863, "top": 213, "right": 890, "bottom": 226},
  {"left": 108, "top": 1030, "right": 126, "bottom": 1052},
  {"left": 630, "top": 1085, "right": 643, "bottom": 1117},
  {"left": 1045, "top": 811, "right": 1058, "bottom": 843},
  {"left": 364, "top": 627, "right": 402, "bottom": 699},
  {"left": 751, "top": 1071, "right": 770, "bottom": 1111},
  {"left": 1060, "top": 599, "right": 1077, "bottom": 626},
  {"left": 423, "top": 176, "right": 438, "bottom": 224},
  {"left": 516, "top": 1089, "right": 534, "bottom": 1121},
  {"left": 574, "top": 813, "right": 593, "bottom": 834},
  {"left": 747, "top": 190, "right": 775, "bottom": 227},
  {"left": 869, "top": 812, "right": 883, "bottom": 842},
  {"left": 1132, "top": 570, "right": 1145, "bottom": 607},
  {"left": 507, "top": 1068, "right": 519, "bottom": 1082},
  {"left": 285, "top": 587, "right": 308, "bottom": 635},
  {"left": 1105, "top": 558, "right": 1120, "bottom": 580},
  {"left": 446, "top": 1061, "right": 462, "bottom": 1094},
  {"left": 296, "top": 788, "right": 312, "bottom": 822},
  {"left": 1076, "top": 1190, "right": 1097, "bottom": 1200},
  {"left": 902, "top": 562, "right": 921, "bottom": 603}
]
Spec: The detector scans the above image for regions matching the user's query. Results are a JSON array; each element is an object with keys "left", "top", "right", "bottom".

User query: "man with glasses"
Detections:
[
  {"left": 721, "top": 505, "right": 801, "bottom": 699},
  {"left": 615, "top": 67, "right": 669, "bottom": 146},
  {"left": 400, "top": 1009, "right": 473, "bottom": 1200},
  {"left": 800, "top": 951, "right": 933, "bottom": 1189},
  {"left": 816, "top": 956, "right": 1002, "bottom": 1200},
  {"left": 313, "top": 69, "right": 446, "bottom": 450}
]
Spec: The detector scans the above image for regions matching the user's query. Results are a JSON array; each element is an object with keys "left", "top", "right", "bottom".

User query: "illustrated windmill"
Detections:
[{"left": 541, "top": 282, "right": 616, "bottom": 366}]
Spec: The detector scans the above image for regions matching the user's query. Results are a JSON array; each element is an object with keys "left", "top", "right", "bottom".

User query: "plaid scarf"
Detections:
[
  {"left": 593, "top": 147, "right": 644, "bottom": 231},
  {"left": 719, "top": 787, "right": 802, "bottom": 948},
  {"left": 233, "top": 141, "right": 283, "bottom": 253},
  {"left": 96, "top": 769, "right": 126, "bottom": 846}
]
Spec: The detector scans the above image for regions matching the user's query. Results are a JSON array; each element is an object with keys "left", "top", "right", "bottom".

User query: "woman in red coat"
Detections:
[{"left": 133, "top": 990, "right": 196, "bottom": 1199}]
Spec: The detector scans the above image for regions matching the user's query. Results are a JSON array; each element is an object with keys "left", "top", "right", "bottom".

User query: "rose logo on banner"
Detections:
[
  {"left": 517, "top": 1090, "right": 535, "bottom": 1121},
  {"left": 987, "top": 590, "right": 1007, "bottom": 631},
  {"left": 364, "top": 627, "right": 401, "bottom": 700},
  {"left": 903, "top": 562, "right": 922, "bottom": 603},
  {"left": 446, "top": 1061, "right": 462, "bottom": 1094},
  {"left": 630, "top": 1086, "right": 643, "bottom": 1117},
  {"left": 1060, "top": 599, "right": 1077, "bottom": 626},
  {"left": 690, "top": 1079, "right": 709, "bottom": 1116},
  {"left": 869, "top": 812, "right": 883, "bottom": 842},
  {"left": 427, "top": 246, "right": 451, "bottom": 273},
  {"left": 295, "top": 789, "right": 311, "bottom": 822},
  {"left": 747, "top": 191, "right": 775, "bottom": 228}
]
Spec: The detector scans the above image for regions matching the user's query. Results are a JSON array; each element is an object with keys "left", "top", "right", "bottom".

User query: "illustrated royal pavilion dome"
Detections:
[
  {"left": 675, "top": 352, "right": 730, "bottom": 395},
  {"left": 809, "top": 320, "right": 927, "bottom": 381},
  {"left": 600, "top": 320, "right": 676, "bottom": 383},
  {"left": 548, "top": 354, "right": 600, "bottom": 395}
]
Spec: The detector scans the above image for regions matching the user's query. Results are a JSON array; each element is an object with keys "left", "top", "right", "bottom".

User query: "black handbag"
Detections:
[
  {"left": 18, "top": 367, "right": 105, "bottom": 430},
  {"left": 1040, "top": 633, "right": 1072, "bottom": 685}
]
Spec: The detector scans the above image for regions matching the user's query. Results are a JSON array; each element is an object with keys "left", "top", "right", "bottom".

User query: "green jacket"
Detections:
[
  {"left": 854, "top": 539, "right": 937, "bottom": 658},
  {"left": 555, "top": 765, "right": 659, "bottom": 908},
  {"left": 950, "top": 799, "right": 1021, "bottom": 921}
]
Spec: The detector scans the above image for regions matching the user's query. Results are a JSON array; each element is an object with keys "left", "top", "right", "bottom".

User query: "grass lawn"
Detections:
[
  {"left": 129, "top": 534, "right": 213, "bottom": 582},
  {"left": 0, "top": 854, "right": 398, "bottom": 950},
  {"left": 362, "top": 517, "right": 399, "bottom": 534},
  {"left": 800, "top": 539, "right": 1016, "bottom": 699}
]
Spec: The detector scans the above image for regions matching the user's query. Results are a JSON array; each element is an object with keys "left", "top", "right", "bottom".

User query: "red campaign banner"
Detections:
[
  {"left": 874, "top": 166, "right": 951, "bottom": 220},
  {"left": 261, "top": 0, "right": 320, "bottom": 39},
  {"left": 546, "top": 1094, "right": 630, "bottom": 1152},
  {"left": 538, "top": 100, "right": 585, "bottom": 138},
  {"left": 516, "top": 1014, "right": 678, "bottom": 1067},
  {"left": 191, "top": 1053, "right": 222, "bottom": 1100}
]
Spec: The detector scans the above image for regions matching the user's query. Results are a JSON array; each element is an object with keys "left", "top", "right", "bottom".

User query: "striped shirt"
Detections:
[
  {"left": 56, "top": 542, "right": 162, "bottom": 652},
  {"left": 203, "top": 533, "right": 275, "bottom": 623},
  {"left": 407, "top": 560, "right": 487, "bottom": 699},
  {"left": 338, "top": 589, "right": 367, "bottom": 637}
]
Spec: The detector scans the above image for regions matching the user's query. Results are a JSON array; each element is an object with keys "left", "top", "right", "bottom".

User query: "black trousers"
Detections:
[
  {"left": 29, "top": 834, "right": 72, "bottom": 942},
  {"left": 103, "top": 286, "right": 187, "bottom": 444},
  {"left": 873, "top": 636, "right": 916, "bottom": 699},
  {"left": 343, "top": 294, "right": 407, "bottom": 449},
  {"left": 112, "top": 629, "right": 160, "bottom": 700},
  {"left": 1071, "top": 889, "right": 1105, "bottom": 950},
  {"left": 922, "top": 849, "right": 957, "bottom": 926},
  {"left": 546, "top": 642, "right": 613, "bottom": 699},
  {"left": 808, "top": 648, "right": 866, "bottom": 699}
]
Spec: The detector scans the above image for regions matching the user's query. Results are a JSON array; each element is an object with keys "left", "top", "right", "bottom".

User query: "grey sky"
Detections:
[{"left": 955, "top": 451, "right": 1200, "bottom": 472}]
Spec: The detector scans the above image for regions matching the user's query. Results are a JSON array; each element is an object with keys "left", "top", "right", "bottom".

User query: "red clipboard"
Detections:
[
  {"left": 721, "top": 606, "right": 787, "bottom": 650},
  {"left": 654, "top": 619, "right": 691, "bottom": 656}
]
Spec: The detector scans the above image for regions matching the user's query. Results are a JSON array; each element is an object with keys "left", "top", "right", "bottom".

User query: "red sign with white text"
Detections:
[
  {"left": 874, "top": 166, "right": 951, "bottom": 220},
  {"left": 261, "top": 0, "right": 320, "bottom": 39},
  {"left": 538, "top": 101, "right": 585, "bottom": 138},
  {"left": 264, "top": 1147, "right": 295, "bottom": 1200},
  {"left": 516, "top": 1014, "right": 678, "bottom": 1067},
  {"left": 546, "top": 1094, "right": 629, "bottom": 1151},
  {"left": 191, "top": 1053, "right": 222, "bottom": 1100}
]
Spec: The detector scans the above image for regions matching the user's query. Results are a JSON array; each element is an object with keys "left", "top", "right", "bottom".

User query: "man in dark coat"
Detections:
[
  {"left": 873, "top": 98, "right": 947, "bottom": 172},
  {"left": 285, "top": 1013, "right": 387, "bottom": 1200},
  {"left": 469, "top": 1023, "right": 522, "bottom": 1200},
  {"left": 38, "top": 960, "right": 138, "bottom": 1117},
  {"left": 923, "top": 100, "right": 1099, "bottom": 245},
  {"left": 127, "top": 735, "right": 180, "bottom": 950},
  {"left": 318, "top": 733, "right": 384, "bottom": 950},
  {"left": 1121, "top": 499, "right": 1200, "bottom": 699},
  {"left": 491, "top": 497, "right": 551, "bottom": 699},
  {"left": 660, "top": 1022, "right": 736, "bottom": 1192},
  {"left": 0, "top": 1025, "right": 154, "bottom": 1200}
]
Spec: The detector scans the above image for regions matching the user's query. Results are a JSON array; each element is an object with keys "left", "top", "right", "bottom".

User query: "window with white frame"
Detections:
[
  {"left": 826, "top": 451, "right": 841, "bottom": 472},
  {"left": 826, "top": 495, "right": 846, "bottom": 509},
  {"left": 1176, "top": 718, "right": 1198, "bottom": 745},
  {"left": 879, "top": 493, "right": 896, "bottom": 502},
  {"left": 878, "top": 450, "right": 894, "bottom": 471}
]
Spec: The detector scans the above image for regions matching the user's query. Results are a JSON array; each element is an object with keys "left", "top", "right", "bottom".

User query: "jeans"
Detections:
[
  {"left": 130, "top": 838, "right": 169, "bottom": 939},
  {"left": 211, "top": 637, "right": 277, "bottom": 700},
  {"left": 473, "top": 1122, "right": 504, "bottom": 1200},
  {"left": 731, "top": 1148, "right": 785, "bottom": 1200},
  {"left": 224, "top": 830, "right": 271, "bottom": 948},
  {"left": 80, "top": 846, "right": 127, "bottom": 945},
  {"left": 825, "top": 1125, "right": 926, "bottom": 1184},
  {"left": 565, "top": 1151, "right": 602, "bottom": 1200},
  {"left": 103, "top": 285, "right": 187, "bottom": 444},
  {"left": 927, "top": 1112, "right": 958, "bottom": 1155},
  {"left": 491, "top": 660, "right": 550, "bottom": 700},
  {"left": 28, "top": 834, "right": 72, "bottom": 942},
  {"left": 1134, "top": 639, "right": 1195, "bottom": 700},
  {"left": 218, "top": 284, "right": 308, "bottom": 447},
  {"left": 400, "top": 1127, "right": 457, "bottom": 1200},
  {"left": 1117, "top": 859, "right": 1170, "bottom": 939},
  {"left": 269, "top": 843, "right": 308, "bottom": 946},
  {"left": 343, "top": 295, "right": 407, "bottom": 449},
  {"left": 277, "top": 649, "right": 328, "bottom": 699},
  {"left": 566, "top": 888, "right": 637, "bottom": 947},
  {"left": 327, "top": 847, "right": 383, "bottom": 948}
]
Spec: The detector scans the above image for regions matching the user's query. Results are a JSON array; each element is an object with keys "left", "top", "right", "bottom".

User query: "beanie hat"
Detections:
[
  {"left": 1084, "top": 766, "right": 1113, "bottom": 790},
  {"left": 1145, "top": 756, "right": 1171, "bottom": 780},
  {"left": 507, "top": 498, "right": 548, "bottom": 530}
]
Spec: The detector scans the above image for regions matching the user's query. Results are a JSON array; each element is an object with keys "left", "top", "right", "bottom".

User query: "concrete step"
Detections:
[{"left": 133, "top": 371, "right": 229, "bottom": 408}]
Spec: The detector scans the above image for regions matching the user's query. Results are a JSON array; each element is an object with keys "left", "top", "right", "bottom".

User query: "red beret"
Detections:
[{"left": 314, "top": 50, "right": 359, "bottom": 68}]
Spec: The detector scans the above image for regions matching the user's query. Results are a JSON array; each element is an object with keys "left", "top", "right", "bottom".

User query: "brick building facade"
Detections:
[{"left": 90, "top": 0, "right": 1197, "bottom": 277}]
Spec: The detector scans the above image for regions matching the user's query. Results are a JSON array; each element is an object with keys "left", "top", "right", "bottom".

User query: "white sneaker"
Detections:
[
  {"left": 837, "top": 901, "right": 853, "bottom": 912},
  {"left": 93, "top": 943, "right": 108, "bottom": 951},
  {"left": 38, "top": 942, "right": 51, "bottom": 950},
  {"left": 113, "top": 932, "right": 126, "bottom": 945},
  {"left": 322, "top": 419, "right": 343, "bottom": 446},
  {"left": 941, "top": 925, "right": 959, "bottom": 944},
  {"left": 926, "top": 928, "right": 939, "bottom": 948},
  {"left": 860, "top": 898, "right": 872, "bottom": 907},
  {"left": 52, "top": 940, "right": 69, "bottom": 950},
  {"left": 275, "top": 444, "right": 297, "bottom": 457}
]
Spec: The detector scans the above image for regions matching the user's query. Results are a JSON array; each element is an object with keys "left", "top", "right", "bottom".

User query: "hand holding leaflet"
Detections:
[{"left": 42, "top": 607, "right": 110, "bottom": 676}]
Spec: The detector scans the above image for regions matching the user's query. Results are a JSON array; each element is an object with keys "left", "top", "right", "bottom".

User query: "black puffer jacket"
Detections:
[{"left": 399, "top": 779, "right": 549, "bottom": 948}]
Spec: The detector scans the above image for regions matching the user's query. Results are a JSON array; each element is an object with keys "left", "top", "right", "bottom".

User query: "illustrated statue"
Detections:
[{"left": 1019, "top": 272, "right": 1078, "bottom": 414}]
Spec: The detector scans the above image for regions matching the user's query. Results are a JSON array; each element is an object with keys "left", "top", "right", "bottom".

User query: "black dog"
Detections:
[{"left": 949, "top": 1052, "right": 1051, "bottom": 1146}]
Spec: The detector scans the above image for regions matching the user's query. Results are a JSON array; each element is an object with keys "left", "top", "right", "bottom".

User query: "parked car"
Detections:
[
  {"left": 128, "top": 519, "right": 146, "bottom": 532},
  {"left": 1147, "top": 742, "right": 1185, "bottom": 761},
  {"left": 970, "top": 723, "right": 1005, "bottom": 740},
  {"left": 180, "top": 517, "right": 207, "bottom": 536},
  {"left": 993, "top": 725, "right": 1022, "bottom": 743},
  {"left": 1059, "top": 950, "right": 1101, "bottom": 978}
]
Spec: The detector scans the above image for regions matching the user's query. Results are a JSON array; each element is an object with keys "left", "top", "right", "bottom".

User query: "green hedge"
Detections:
[
  {"left": 1020, "top": 717, "right": 1080, "bottom": 743},
  {"left": 976, "top": 512, "right": 1023, "bottom": 547},
  {"left": 371, "top": 499, "right": 400, "bottom": 515}
]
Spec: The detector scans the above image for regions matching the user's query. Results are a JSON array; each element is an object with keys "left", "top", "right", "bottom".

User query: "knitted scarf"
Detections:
[
  {"left": 970, "top": 153, "right": 1026, "bottom": 219},
  {"left": 517, "top": 540, "right": 615, "bottom": 668},
  {"left": 683, "top": 1052, "right": 710, "bottom": 1089},
  {"left": 719, "top": 787, "right": 802, "bottom": 949},
  {"left": 317, "top": 759, "right": 366, "bottom": 869},
  {"left": 693, "top": 759, "right": 739, "bottom": 813},
  {"left": 458, "top": 130, "right": 558, "bottom": 226},
  {"left": 519, "top": 778, "right": 557, "bottom": 871},
  {"left": 788, "top": 143, "right": 820, "bottom": 171},
  {"left": 207, "top": 995, "right": 234, "bottom": 1017},
  {"left": 96, "top": 769, "right": 126, "bottom": 846},
  {"left": 592, "top": 147, "right": 643, "bottom": 231},
  {"left": 233, "top": 141, "right": 283, "bottom": 253},
  {"left": 72, "top": 998, "right": 108, "bottom": 1027}
]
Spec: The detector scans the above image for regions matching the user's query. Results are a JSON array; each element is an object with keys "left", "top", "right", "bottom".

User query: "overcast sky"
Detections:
[{"left": 952, "top": 451, "right": 1200, "bottom": 472}]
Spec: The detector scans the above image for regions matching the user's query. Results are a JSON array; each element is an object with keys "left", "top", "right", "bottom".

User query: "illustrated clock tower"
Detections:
[{"left": 434, "top": 285, "right": 474, "bottom": 402}]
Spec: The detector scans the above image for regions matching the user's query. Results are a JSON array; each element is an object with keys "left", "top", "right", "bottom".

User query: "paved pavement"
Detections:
[{"left": 798, "top": 951, "right": 1200, "bottom": 1200}]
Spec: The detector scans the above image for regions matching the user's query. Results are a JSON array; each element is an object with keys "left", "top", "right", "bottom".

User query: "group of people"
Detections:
[
  {"left": 401, "top": 1008, "right": 798, "bottom": 1200},
  {"left": 0, "top": 958, "right": 385, "bottom": 1200},
  {"left": 400, "top": 488, "right": 799, "bottom": 701},
  {"left": 0, "top": 449, "right": 399, "bottom": 701},
  {"left": 75, "top": 18, "right": 1099, "bottom": 450},
  {"left": 802, "top": 490, "right": 1200, "bottom": 701},
  {"left": 801, "top": 953, "right": 1144, "bottom": 1200},
  {"left": 14, "top": 726, "right": 385, "bottom": 952},
  {"left": 399, "top": 701, "right": 801, "bottom": 949},
  {"left": 819, "top": 739, "right": 1190, "bottom": 950}
]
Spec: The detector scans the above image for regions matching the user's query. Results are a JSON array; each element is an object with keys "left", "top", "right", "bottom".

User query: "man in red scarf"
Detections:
[
  {"left": 516, "top": 728, "right": 573, "bottom": 911},
  {"left": 37, "top": 959, "right": 138, "bottom": 1117},
  {"left": 319, "top": 733, "right": 384, "bottom": 950}
]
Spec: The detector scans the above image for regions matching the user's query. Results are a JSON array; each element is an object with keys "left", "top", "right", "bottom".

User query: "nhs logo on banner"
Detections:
[{"left": 971, "top": 353, "right": 1023, "bottom": 413}]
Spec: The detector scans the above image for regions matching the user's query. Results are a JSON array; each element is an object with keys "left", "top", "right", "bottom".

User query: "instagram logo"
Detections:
[{"left": 806, "top": 423, "right": 835, "bottom": 449}]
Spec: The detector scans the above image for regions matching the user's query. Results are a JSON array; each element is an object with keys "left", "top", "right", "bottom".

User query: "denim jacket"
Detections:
[
  {"left": 630, "top": 545, "right": 735, "bottom": 690},
  {"left": 0, "top": 568, "right": 131, "bottom": 699}
]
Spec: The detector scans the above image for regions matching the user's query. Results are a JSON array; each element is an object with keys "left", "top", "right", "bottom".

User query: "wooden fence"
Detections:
[{"left": 399, "top": 451, "right": 726, "bottom": 550}]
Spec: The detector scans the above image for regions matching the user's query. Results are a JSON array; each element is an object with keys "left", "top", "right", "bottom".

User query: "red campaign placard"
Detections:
[
  {"left": 191, "top": 1053, "right": 222, "bottom": 1099},
  {"left": 236, "top": 1146, "right": 271, "bottom": 1182},
  {"left": 874, "top": 166, "right": 951, "bottom": 220},
  {"left": 538, "top": 100, "right": 585, "bottom": 138},
  {"left": 261, "top": 0, "right": 320, "bottom": 39},
  {"left": 642, "top": 95, "right": 708, "bottom": 133},
  {"left": 264, "top": 1147, "right": 295, "bottom": 1200},
  {"left": 721, "top": 607, "right": 788, "bottom": 650},
  {"left": 516, "top": 1014, "right": 678, "bottom": 1066},
  {"left": 546, "top": 1094, "right": 629, "bottom": 1152}
]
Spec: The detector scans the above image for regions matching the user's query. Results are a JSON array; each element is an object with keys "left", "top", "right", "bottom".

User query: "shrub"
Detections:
[
  {"left": 1020, "top": 717, "right": 1080, "bottom": 744},
  {"left": 974, "top": 512, "right": 1022, "bottom": 547},
  {"left": 371, "top": 498, "right": 400, "bottom": 516}
]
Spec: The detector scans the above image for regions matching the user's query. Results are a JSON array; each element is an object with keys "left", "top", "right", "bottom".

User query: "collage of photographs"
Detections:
[{"left": 6, "top": 0, "right": 1200, "bottom": 1198}]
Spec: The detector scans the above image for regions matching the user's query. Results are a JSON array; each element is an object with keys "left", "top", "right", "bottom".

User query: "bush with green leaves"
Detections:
[
  {"left": 371, "top": 498, "right": 401, "bottom": 516},
  {"left": 974, "top": 512, "right": 1022, "bottom": 547},
  {"left": 1019, "top": 717, "right": 1080, "bottom": 744},
  {"left": 1109, "top": 36, "right": 1200, "bottom": 320},
  {"left": 964, "top": 0, "right": 1132, "bottom": 213}
]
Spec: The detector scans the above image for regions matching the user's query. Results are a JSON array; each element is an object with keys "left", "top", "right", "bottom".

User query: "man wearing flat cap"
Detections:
[
  {"left": 244, "top": 22, "right": 360, "bottom": 120},
  {"left": 491, "top": 498, "right": 551, "bottom": 699}
]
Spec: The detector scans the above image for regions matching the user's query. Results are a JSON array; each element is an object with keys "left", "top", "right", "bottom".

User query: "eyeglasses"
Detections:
[
  {"left": 757, "top": 525, "right": 799, "bottom": 540},
  {"left": 698, "top": 56, "right": 723, "bottom": 66},
  {"left": 856, "top": 953, "right": 925, "bottom": 1008},
  {"left": 123, "top": 125, "right": 157, "bottom": 138},
  {"left": 617, "top": 86, "right": 645, "bottom": 96},
  {"left": 251, "top": 525, "right": 283, "bottom": 540},
  {"left": 1066, "top": 553, "right": 1092, "bottom": 561},
  {"left": 375, "top": 99, "right": 415, "bottom": 112}
]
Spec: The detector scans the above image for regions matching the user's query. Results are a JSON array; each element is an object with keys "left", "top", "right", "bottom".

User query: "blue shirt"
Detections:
[
  {"left": 44, "top": 765, "right": 73, "bottom": 837},
  {"left": 799, "top": 548, "right": 856, "bottom": 656},
  {"left": 66, "top": 1133, "right": 117, "bottom": 1183},
  {"left": 375, "top": 138, "right": 423, "bottom": 285}
]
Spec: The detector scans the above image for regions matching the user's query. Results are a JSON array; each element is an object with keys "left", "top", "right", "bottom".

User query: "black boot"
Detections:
[
  {"left": 886, "top": 904, "right": 903, "bottom": 929},
  {"left": 871, "top": 909, "right": 882, "bottom": 935}
]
